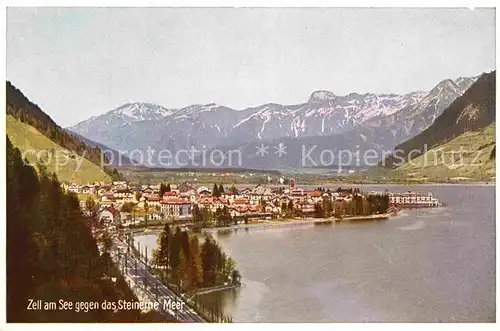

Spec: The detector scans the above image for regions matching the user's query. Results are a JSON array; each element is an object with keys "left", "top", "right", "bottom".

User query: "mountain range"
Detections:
[{"left": 69, "top": 75, "right": 479, "bottom": 169}]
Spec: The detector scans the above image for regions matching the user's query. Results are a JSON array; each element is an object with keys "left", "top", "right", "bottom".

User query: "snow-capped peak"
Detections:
[
  {"left": 110, "top": 102, "right": 174, "bottom": 121},
  {"left": 69, "top": 73, "right": 480, "bottom": 157},
  {"left": 308, "top": 90, "right": 336, "bottom": 104}
]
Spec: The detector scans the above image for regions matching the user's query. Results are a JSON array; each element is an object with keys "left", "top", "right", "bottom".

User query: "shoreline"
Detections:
[
  {"left": 128, "top": 214, "right": 392, "bottom": 236},
  {"left": 201, "top": 214, "right": 392, "bottom": 232},
  {"left": 130, "top": 214, "right": 391, "bottom": 300},
  {"left": 191, "top": 283, "right": 241, "bottom": 296}
]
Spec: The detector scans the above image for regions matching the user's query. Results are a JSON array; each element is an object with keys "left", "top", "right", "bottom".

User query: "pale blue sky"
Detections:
[{"left": 7, "top": 7, "right": 495, "bottom": 127}]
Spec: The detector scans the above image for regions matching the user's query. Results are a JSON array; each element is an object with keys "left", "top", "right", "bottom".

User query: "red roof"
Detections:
[
  {"left": 229, "top": 205, "right": 259, "bottom": 213},
  {"left": 198, "top": 197, "right": 213, "bottom": 204},
  {"left": 233, "top": 197, "right": 249, "bottom": 204},
  {"left": 198, "top": 197, "right": 228, "bottom": 204},
  {"left": 161, "top": 198, "right": 190, "bottom": 205},
  {"left": 163, "top": 192, "right": 178, "bottom": 197}
]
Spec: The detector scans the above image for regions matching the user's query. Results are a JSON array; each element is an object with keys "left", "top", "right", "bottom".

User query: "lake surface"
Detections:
[{"left": 135, "top": 185, "right": 495, "bottom": 322}]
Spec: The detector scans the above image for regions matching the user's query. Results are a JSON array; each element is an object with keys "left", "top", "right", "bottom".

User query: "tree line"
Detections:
[
  {"left": 191, "top": 205, "right": 237, "bottom": 230},
  {"left": 211, "top": 183, "right": 225, "bottom": 197},
  {"left": 152, "top": 225, "right": 241, "bottom": 292},
  {"left": 279, "top": 193, "right": 389, "bottom": 218},
  {"left": 6, "top": 136, "right": 165, "bottom": 322},
  {"left": 312, "top": 194, "right": 389, "bottom": 218},
  {"left": 159, "top": 183, "right": 172, "bottom": 196}
]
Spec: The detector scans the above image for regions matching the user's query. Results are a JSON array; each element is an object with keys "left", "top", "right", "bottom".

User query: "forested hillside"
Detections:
[
  {"left": 7, "top": 115, "right": 111, "bottom": 184},
  {"left": 6, "top": 136, "right": 165, "bottom": 322},
  {"left": 67, "top": 130, "right": 135, "bottom": 166},
  {"left": 392, "top": 124, "right": 495, "bottom": 182},
  {"left": 384, "top": 71, "right": 495, "bottom": 168},
  {"left": 6, "top": 81, "right": 122, "bottom": 178}
]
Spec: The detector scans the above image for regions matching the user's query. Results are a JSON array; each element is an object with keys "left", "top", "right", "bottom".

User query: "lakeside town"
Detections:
[
  {"left": 56, "top": 177, "right": 444, "bottom": 322},
  {"left": 61, "top": 178, "right": 443, "bottom": 230},
  {"left": 6, "top": 6, "right": 495, "bottom": 324}
]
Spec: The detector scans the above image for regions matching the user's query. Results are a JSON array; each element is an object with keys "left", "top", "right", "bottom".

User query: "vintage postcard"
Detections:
[{"left": 4, "top": 4, "right": 496, "bottom": 325}]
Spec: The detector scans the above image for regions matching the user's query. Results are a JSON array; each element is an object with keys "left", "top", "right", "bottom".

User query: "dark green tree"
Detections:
[
  {"left": 314, "top": 202, "right": 324, "bottom": 218},
  {"left": 159, "top": 183, "right": 168, "bottom": 197},
  {"left": 212, "top": 183, "right": 220, "bottom": 197},
  {"left": 169, "top": 227, "right": 182, "bottom": 279},
  {"left": 228, "top": 184, "right": 238, "bottom": 194},
  {"left": 85, "top": 196, "right": 99, "bottom": 227},
  {"left": 322, "top": 196, "right": 333, "bottom": 217},
  {"left": 157, "top": 224, "right": 171, "bottom": 270},
  {"left": 201, "top": 236, "right": 217, "bottom": 286},
  {"left": 6, "top": 136, "right": 156, "bottom": 322}
]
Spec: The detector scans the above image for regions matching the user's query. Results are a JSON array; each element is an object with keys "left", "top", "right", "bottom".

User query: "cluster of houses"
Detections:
[{"left": 62, "top": 181, "right": 361, "bottom": 226}]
